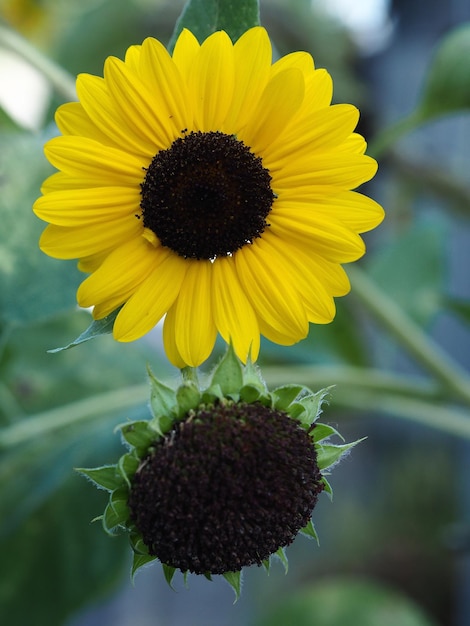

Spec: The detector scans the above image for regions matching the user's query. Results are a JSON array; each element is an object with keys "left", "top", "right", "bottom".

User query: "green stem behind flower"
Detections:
[
  {"left": 0, "top": 24, "right": 77, "bottom": 101},
  {"left": 348, "top": 266, "right": 470, "bottom": 406}
]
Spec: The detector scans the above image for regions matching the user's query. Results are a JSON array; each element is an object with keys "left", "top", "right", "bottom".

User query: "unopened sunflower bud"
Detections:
[{"left": 78, "top": 346, "right": 361, "bottom": 596}]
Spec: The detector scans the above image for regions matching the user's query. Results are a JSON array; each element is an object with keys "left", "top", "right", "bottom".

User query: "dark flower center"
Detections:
[
  {"left": 140, "top": 131, "right": 275, "bottom": 260},
  {"left": 128, "top": 402, "right": 323, "bottom": 575}
]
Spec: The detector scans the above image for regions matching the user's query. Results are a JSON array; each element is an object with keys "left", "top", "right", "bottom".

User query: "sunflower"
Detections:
[{"left": 33, "top": 27, "right": 383, "bottom": 367}]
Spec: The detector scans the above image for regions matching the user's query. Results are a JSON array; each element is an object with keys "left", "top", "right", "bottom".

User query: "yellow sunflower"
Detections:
[{"left": 33, "top": 27, "right": 383, "bottom": 368}]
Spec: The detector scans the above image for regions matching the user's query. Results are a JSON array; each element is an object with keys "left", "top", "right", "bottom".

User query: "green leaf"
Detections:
[
  {"left": 223, "top": 570, "right": 243, "bottom": 602},
  {"left": 47, "top": 308, "right": 121, "bottom": 353},
  {"left": 316, "top": 439, "right": 365, "bottom": 471},
  {"left": 0, "top": 130, "right": 82, "bottom": 327},
  {"left": 419, "top": 23, "right": 470, "bottom": 120},
  {"left": 368, "top": 222, "right": 446, "bottom": 326},
  {"left": 77, "top": 465, "right": 123, "bottom": 492},
  {"left": 255, "top": 578, "right": 440, "bottom": 626},
  {"left": 210, "top": 344, "right": 243, "bottom": 396},
  {"left": 443, "top": 296, "right": 470, "bottom": 325},
  {"left": 169, "top": 0, "right": 260, "bottom": 50}
]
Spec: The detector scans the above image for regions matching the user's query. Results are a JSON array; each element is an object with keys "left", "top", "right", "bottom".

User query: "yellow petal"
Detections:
[
  {"left": 172, "top": 29, "right": 201, "bottom": 83},
  {"left": 103, "top": 56, "right": 175, "bottom": 149},
  {"left": 235, "top": 239, "right": 308, "bottom": 339},
  {"left": 39, "top": 214, "right": 142, "bottom": 259},
  {"left": 264, "top": 104, "right": 360, "bottom": 167},
  {"left": 139, "top": 37, "right": 193, "bottom": 136},
  {"left": 113, "top": 250, "right": 188, "bottom": 342},
  {"left": 260, "top": 231, "right": 337, "bottom": 323},
  {"left": 239, "top": 67, "right": 304, "bottom": 155},
  {"left": 163, "top": 303, "right": 187, "bottom": 369},
  {"left": 34, "top": 186, "right": 141, "bottom": 226},
  {"left": 76, "top": 73, "right": 156, "bottom": 157},
  {"left": 173, "top": 261, "right": 217, "bottom": 367},
  {"left": 222, "top": 27, "right": 271, "bottom": 133},
  {"left": 44, "top": 136, "right": 146, "bottom": 186},
  {"left": 212, "top": 256, "right": 260, "bottom": 362},
  {"left": 273, "top": 152, "right": 378, "bottom": 190},
  {"left": 188, "top": 30, "right": 235, "bottom": 131},
  {"left": 56, "top": 102, "right": 112, "bottom": 146},
  {"left": 277, "top": 191, "right": 385, "bottom": 233},
  {"left": 77, "top": 236, "right": 158, "bottom": 307},
  {"left": 269, "top": 207, "right": 365, "bottom": 262}
]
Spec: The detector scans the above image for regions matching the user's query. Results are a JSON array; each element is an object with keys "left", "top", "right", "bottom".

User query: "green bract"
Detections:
[{"left": 78, "top": 346, "right": 361, "bottom": 599}]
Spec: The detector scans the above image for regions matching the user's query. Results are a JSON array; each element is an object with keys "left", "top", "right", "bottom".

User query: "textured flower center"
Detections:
[
  {"left": 140, "top": 131, "right": 275, "bottom": 260},
  {"left": 128, "top": 402, "right": 323, "bottom": 575}
]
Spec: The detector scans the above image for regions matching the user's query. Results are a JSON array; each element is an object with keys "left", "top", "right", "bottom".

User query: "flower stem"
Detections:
[
  {"left": 0, "top": 384, "right": 148, "bottom": 449},
  {"left": 181, "top": 366, "right": 200, "bottom": 386},
  {"left": 367, "top": 110, "right": 426, "bottom": 159},
  {"left": 0, "top": 24, "right": 77, "bottom": 101},
  {"left": 348, "top": 266, "right": 470, "bottom": 406}
]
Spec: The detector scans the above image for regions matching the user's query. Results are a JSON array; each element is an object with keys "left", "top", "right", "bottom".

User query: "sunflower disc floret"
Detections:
[{"left": 78, "top": 347, "right": 362, "bottom": 596}]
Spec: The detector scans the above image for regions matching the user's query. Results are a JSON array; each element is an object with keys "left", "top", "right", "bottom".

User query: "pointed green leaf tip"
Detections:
[
  {"left": 316, "top": 438, "right": 366, "bottom": 471},
  {"left": 48, "top": 307, "right": 121, "bottom": 353},
  {"left": 77, "top": 466, "right": 124, "bottom": 492},
  {"left": 223, "top": 570, "right": 243, "bottom": 602}
]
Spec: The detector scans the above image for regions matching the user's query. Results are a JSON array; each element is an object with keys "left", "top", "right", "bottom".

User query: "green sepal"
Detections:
[
  {"left": 271, "top": 384, "right": 305, "bottom": 411},
  {"left": 201, "top": 383, "right": 224, "bottom": 404},
  {"left": 130, "top": 532, "right": 149, "bottom": 555},
  {"left": 148, "top": 366, "right": 177, "bottom": 432},
  {"left": 316, "top": 438, "right": 365, "bottom": 471},
  {"left": 241, "top": 355, "right": 267, "bottom": 393},
  {"left": 288, "top": 388, "right": 331, "bottom": 429},
  {"left": 175, "top": 381, "right": 202, "bottom": 418},
  {"left": 118, "top": 420, "right": 158, "bottom": 453},
  {"left": 203, "top": 572, "right": 213, "bottom": 581},
  {"left": 275, "top": 547, "right": 288, "bottom": 574},
  {"left": 300, "top": 519, "right": 319, "bottom": 545},
  {"left": 76, "top": 465, "right": 124, "bottom": 492},
  {"left": 321, "top": 475, "right": 333, "bottom": 500},
  {"left": 262, "top": 558, "right": 271, "bottom": 573},
  {"left": 117, "top": 453, "right": 140, "bottom": 488},
  {"left": 102, "top": 497, "right": 129, "bottom": 534},
  {"left": 210, "top": 344, "right": 243, "bottom": 397},
  {"left": 239, "top": 383, "right": 262, "bottom": 403},
  {"left": 162, "top": 563, "right": 177, "bottom": 588},
  {"left": 223, "top": 570, "right": 242, "bottom": 602},
  {"left": 131, "top": 553, "right": 156, "bottom": 581},
  {"left": 311, "top": 422, "right": 344, "bottom": 444}
]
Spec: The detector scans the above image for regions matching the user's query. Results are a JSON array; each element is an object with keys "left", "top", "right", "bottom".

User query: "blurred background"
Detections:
[{"left": 1, "top": 0, "right": 470, "bottom": 624}]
